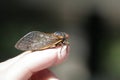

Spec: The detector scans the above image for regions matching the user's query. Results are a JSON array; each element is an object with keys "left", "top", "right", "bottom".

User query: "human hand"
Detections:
[{"left": 0, "top": 45, "right": 69, "bottom": 80}]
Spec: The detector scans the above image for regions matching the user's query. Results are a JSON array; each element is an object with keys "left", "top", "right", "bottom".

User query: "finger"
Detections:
[
  {"left": 29, "top": 69, "right": 59, "bottom": 80},
  {"left": 0, "top": 51, "right": 32, "bottom": 70},
  {"left": 4, "top": 45, "right": 69, "bottom": 80}
]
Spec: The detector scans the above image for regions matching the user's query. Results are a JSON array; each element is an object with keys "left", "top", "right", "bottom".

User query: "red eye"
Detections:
[{"left": 65, "top": 33, "right": 69, "bottom": 38}]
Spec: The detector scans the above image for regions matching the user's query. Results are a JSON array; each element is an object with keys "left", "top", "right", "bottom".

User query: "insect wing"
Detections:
[{"left": 15, "top": 31, "right": 57, "bottom": 51}]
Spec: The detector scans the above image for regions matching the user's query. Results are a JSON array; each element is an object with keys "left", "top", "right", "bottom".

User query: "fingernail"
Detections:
[{"left": 57, "top": 45, "right": 69, "bottom": 60}]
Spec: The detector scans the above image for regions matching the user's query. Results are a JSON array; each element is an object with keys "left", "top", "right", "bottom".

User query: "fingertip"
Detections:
[{"left": 55, "top": 45, "right": 70, "bottom": 65}]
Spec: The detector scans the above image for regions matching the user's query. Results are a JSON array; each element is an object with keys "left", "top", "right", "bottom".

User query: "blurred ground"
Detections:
[{"left": 0, "top": 0, "right": 120, "bottom": 80}]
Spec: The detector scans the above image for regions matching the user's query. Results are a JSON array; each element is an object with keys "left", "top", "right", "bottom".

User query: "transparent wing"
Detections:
[{"left": 15, "top": 31, "right": 58, "bottom": 51}]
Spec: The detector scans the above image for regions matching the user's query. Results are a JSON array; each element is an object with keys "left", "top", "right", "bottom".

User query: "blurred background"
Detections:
[{"left": 0, "top": 0, "right": 120, "bottom": 80}]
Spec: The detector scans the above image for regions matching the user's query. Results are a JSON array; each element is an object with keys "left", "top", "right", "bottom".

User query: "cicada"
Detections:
[{"left": 15, "top": 31, "right": 69, "bottom": 51}]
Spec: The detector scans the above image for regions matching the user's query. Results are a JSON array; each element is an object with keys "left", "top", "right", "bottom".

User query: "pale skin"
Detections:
[{"left": 0, "top": 45, "right": 69, "bottom": 80}]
